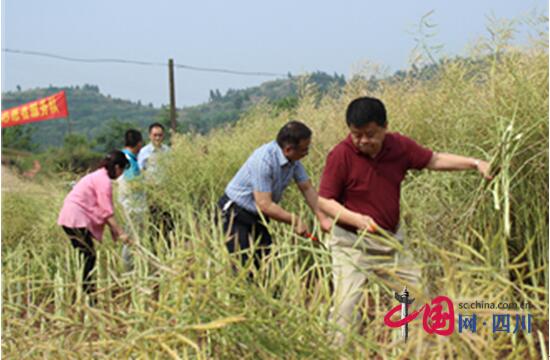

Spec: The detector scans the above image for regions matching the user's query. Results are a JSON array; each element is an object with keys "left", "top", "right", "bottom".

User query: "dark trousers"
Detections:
[
  {"left": 218, "top": 194, "right": 272, "bottom": 270},
  {"left": 149, "top": 204, "right": 174, "bottom": 252},
  {"left": 62, "top": 226, "right": 96, "bottom": 294}
]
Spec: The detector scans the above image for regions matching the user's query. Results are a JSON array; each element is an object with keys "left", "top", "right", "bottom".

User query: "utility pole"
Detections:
[{"left": 168, "top": 58, "right": 177, "bottom": 134}]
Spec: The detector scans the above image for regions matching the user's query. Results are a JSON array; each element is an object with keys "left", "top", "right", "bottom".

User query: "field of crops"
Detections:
[{"left": 2, "top": 27, "right": 548, "bottom": 358}]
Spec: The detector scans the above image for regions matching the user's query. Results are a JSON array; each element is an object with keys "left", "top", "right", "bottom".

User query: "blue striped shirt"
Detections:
[{"left": 225, "top": 141, "right": 309, "bottom": 213}]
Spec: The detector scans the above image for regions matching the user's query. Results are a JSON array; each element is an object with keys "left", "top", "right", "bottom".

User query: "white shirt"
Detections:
[{"left": 137, "top": 143, "right": 170, "bottom": 173}]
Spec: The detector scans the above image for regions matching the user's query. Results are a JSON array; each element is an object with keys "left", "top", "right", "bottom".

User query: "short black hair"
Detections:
[
  {"left": 276, "top": 120, "right": 312, "bottom": 148},
  {"left": 124, "top": 129, "right": 143, "bottom": 147},
  {"left": 346, "top": 97, "right": 387, "bottom": 128},
  {"left": 99, "top": 150, "right": 129, "bottom": 179},
  {"left": 148, "top": 122, "right": 165, "bottom": 133}
]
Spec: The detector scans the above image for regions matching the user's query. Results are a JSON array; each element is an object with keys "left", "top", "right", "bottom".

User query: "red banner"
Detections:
[{"left": 1, "top": 91, "right": 69, "bottom": 128}]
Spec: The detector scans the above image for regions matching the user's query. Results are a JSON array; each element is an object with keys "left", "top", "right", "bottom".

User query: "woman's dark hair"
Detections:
[
  {"left": 276, "top": 120, "right": 312, "bottom": 148},
  {"left": 98, "top": 150, "right": 129, "bottom": 179}
]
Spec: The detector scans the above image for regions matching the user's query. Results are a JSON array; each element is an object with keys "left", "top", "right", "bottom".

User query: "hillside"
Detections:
[
  {"left": 1, "top": 64, "right": 455, "bottom": 152},
  {"left": 1, "top": 72, "right": 346, "bottom": 151},
  {"left": 180, "top": 71, "right": 346, "bottom": 133},
  {"left": 2, "top": 85, "right": 160, "bottom": 150}
]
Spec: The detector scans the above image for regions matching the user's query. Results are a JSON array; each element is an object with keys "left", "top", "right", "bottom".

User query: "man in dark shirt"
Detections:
[{"left": 318, "top": 96, "right": 491, "bottom": 345}]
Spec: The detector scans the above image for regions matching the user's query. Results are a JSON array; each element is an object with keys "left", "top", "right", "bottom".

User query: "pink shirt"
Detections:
[{"left": 57, "top": 168, "right": 114, "bottom": 241}]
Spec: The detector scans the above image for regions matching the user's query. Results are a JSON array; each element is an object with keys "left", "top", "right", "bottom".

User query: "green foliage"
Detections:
[
  {"left": 40, "top": 133, "right": 103, "bottom": 174},
  {"left": 1, "top": 125, "right": 37, "bottom": 152},
  {"left": 94, "top": 118, "right": 139, "bottom": 153},
  {"left": 1, "top": 73, "right": 348, "bottom": 150},
  {"left": 180, "top": 71, "right": 347, "bottom": 133},
  {"left": 1, "top": 85, "right": 158, "bottom": 150},
  {"left": 272, "top": 96, "right": 299, "bottom": 113},
  {"left": 155, "top": 106, "right": 176, "bottom": 142}
]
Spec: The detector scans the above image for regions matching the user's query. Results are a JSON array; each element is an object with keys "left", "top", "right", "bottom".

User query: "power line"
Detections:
[
  {"left": 3, "top": 48, "right": 166, "bottom": 67},
  {"left": 173, "top": 63, "right": 284, "bottom": 77},
  {"left": 2, "top": 48, "right": 286, "bottom": 77}
]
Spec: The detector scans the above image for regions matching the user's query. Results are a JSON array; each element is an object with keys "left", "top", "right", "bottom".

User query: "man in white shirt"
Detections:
[
  {"left": 138, "top": 122, "right": 174, "bottom": 251},
  {"left": 138, "top": 122, "right": 170, "bottom": 173}
]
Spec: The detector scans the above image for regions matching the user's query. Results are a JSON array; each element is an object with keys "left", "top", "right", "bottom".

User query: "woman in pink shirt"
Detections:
[{"left": 58, "top": 150, "right": 133, "bottom": 295}]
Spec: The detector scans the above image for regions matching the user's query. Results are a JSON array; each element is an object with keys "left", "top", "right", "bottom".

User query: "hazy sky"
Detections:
[{"left": 2, "top": 0, "right": 547, "bottom": 107}]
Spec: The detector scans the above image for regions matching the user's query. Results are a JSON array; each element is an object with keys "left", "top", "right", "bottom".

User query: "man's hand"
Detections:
[
  {"left": 293, "top": 217, "right": 309, "bottom": 236},
  {"left": 476, "top": 160, "right": 493, "bottom": 180},
  {"left": 319, "top": 216, "right": 333, "bottom": 233},
  {"left": 297, "top": 180, "right": 332, "bottom": 233},
  {"left": 318, "top": 197, "right": 379, "bottom": 232},
  {"left": 354, "top": 214, "right": 378, "bottom": 233}
]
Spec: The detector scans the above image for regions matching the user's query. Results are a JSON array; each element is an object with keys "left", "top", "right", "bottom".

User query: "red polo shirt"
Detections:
[{"left": 319, "top": 132, "right": 433, "bottom": 233}]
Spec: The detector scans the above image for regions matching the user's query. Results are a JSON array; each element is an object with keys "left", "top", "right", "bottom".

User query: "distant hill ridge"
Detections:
[
  {"left": 1, "top": 72, "right": 346, "bottom": 150},
  {"left": 2, "top": 84, "right": 158, "bottom": 149},
  {"left": 2, "top": 59, "right": 450, "bottom": 152}
]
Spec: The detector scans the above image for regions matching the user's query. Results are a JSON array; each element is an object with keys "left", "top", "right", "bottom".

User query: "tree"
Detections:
[
  {"left": 94, "top": 118, "right": 136, "bottom": 153},
  {"left": 63, "top": 133, "right": 95, "bottom": 152},
  {"left": 1, "top": 125, "right": 37, "bottom": 152},
  {"left": 48, "top": 133, "right": 101, "bottom": 173},
  {"left": 272, "top": 96, "right": 299, "bottom": 112}
]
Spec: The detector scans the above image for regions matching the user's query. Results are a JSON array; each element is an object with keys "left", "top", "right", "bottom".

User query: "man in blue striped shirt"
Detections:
[{"left": 218, "top": 121, "right": 331, "bottom": 270}]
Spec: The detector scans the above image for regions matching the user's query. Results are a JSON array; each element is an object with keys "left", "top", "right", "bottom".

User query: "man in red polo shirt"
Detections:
[{"left": 319, "top": 96, "right": 491, "bottom": 345}]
